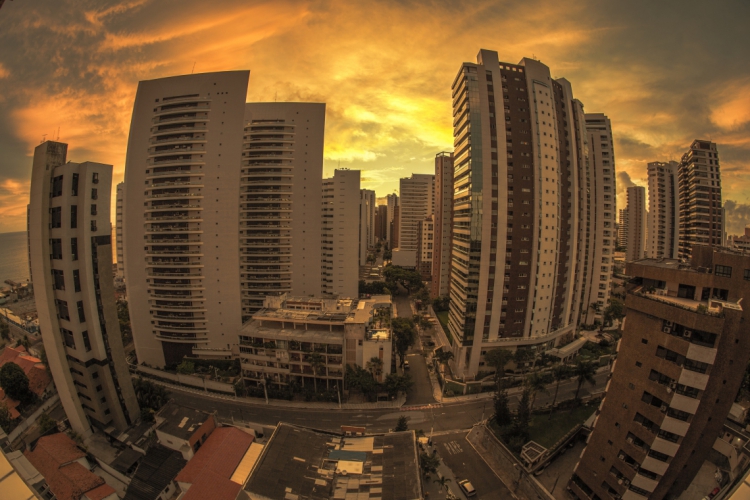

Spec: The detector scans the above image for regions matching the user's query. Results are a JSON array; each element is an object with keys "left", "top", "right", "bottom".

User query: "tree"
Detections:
[
  {"left": 573, "top": 360, "right": 597, "bottom": 401},
  {"left": 37, "top": 413, "right": 57, "bottom": 434},
  {"left": 366, "top": 356, "right": 384, "bottom": 381},
  {"left": 525, "top": 371, "right": 552, "bottom": 410},
  {"left": 117, "top": 301, "right": 132, "bottom": 344},
  {"left": 0, "top": 318, "right": 9, "bottom": 342},
  {"left": 384, "top": 373, "right": 413, "bottom": 398},
  {"left": 176, "top": 360, "right": 195, "bottom": 374},
  {"left": 513, "top": 387, "right": 532, "bottom": 440},
  {"left": 432, "top": 296, "right": 450, "bottom": 312},
  {"left": 38, "top": 346, "right": 51, "bottom": 376},
  {"left": 413, "top": 286, "right": 430, "bottom": 306},
  {"left": 392, "top": 317, "right": 416, "bottom": 367},
  {"left": 603, "top": 298, "right": 624, "bottom": 327},
  {"left": 309, "top": 352, "right": 325, "bottom": 393},
  {"left": 395, "top": 415, "right": 409, "bottom": 431},
  {"left": 549, "top": 364, "right": 573, "bottom": 413},
  {"left": 0, "top": 403, "right": 11, "bottom": 433},
  {"left": 345, "top": 365, "right": 378, "bottom": 401},
  {"left": 420, "top": 452, "right": 441, "bottom": 477},
  {"left": 514, "top": 348, "right": 535, "bottom": 371},
  {"left": 20, "top": 335, "right": 31, "bottom": 350},
  {"left": 0, "top": 362, "right": 33, "bottom": 404},
  {"left": 485, "top": 348, "right": 514, "bottom": 385},
  {"left": 493, "top": 388, "right": 512, "bottom": 427},
  {"left": 416, "top": 314, "right": 432, "bottom": 332},
  {"left": 433, "top": 347, "right": 454, "bottom": 377},
  {"left": 140, "top": 407, "right": 155, "bottom": 422},
  {"left": 433, "top": 476, "right": 452, "bottom": 493},
  {"left": 132, "top": 377, "right": 169, "bottom": 411}
]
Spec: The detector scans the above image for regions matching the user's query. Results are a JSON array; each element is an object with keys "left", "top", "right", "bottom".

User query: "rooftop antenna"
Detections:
[
  {"left": 41, "top": 134, "right": 47, "bottom": 144},
  {"left": 274, "top": 91, "right": 278, "bottom": 102},
  {"left": 191, "top": 62, "right": 196, "bottom": 74},
  {"left": 56, "top": 127, "right": 60, "bottom": 141}
]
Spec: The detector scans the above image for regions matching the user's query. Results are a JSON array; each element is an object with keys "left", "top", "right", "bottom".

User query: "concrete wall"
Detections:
[{"left": 136, "top": 365, "right": 234, "bottom": 394}]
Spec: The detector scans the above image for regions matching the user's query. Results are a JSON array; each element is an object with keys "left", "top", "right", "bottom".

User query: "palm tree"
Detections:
[
  {"left": 433, "top": 475, "right": 452, "bottom": 493},
  {"left": 573, "top": 360, "right": 597, "bottom": 401},
  {"left": 484, "top": 348, "right": 514, "bottom": 387},
  {"left": 366, "top": 356, "right": 384, "bottom": 382},
  {"left": 525, "top": 371, "right": 550, "bottom": 410},
  {"left": 309, "top": 352, "right": 325, "bottom": 393},
  {"left": 549, "top": 364, "right": 573, "bottom": 416},
  {"left": 434, "top": 348, "right": 454, "bottom": 376}
]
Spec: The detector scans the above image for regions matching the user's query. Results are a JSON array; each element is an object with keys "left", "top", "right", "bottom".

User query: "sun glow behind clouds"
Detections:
[{"left": 0, "top": 0, "right": 749, "bottom": 233}]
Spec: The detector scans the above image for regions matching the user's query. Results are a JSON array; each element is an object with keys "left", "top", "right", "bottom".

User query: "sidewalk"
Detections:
[{"left": 139, "top": 375, "right": 407, "bottom": 410}]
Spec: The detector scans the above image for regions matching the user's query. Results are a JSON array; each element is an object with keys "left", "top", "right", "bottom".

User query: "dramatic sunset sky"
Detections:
[{"left": 0, "top": 0, "right": 748, "bottom": 234}]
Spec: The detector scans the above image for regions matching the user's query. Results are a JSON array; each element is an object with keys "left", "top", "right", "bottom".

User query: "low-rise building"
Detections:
[
  {"left": 122, "top": 444, "right": 185, "bottom": 500},
  {"left": 238, "top": 294, "right": 393, "bottom": 389},
  {"left": 243, "top": 422, "right": 422, "bottom": 500},
  {"left": 154, "top": 402, "right": 216, "bottom": 460}
]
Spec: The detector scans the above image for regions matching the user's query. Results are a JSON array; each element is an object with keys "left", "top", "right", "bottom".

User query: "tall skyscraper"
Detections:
[
  {"left": 394, "top": 174, "right": 434, "bottom": 266},
  {"left": 416, "top": 215, "right": 434, "bottom": 282},
  {"left": 322, "top": 169, "right": 360, "bottom": 298},
  {"left": 361, "top": 189, "right": 376, "bottom": 249},
  {"left": 115, "top": 182, "right": 125, "bottom": 280},
  {"left": 375, "top": 205, "right": 388, "bottom": 242},
  {"left": 29, "top": 141, "right": 139, "bottom": 437},
  {"left": 678, "top": 140, "right": 723, "bottom": 259},
  {"left": 26, "top": 204, "right": 32, "bottom": 286},
  {"left": 448, "top": 49, "right": 595, "bottom": 378},
  {"left": 626, "top": 186, "right": 647, "bottom": 262},
  {"left": 619, "top": 208, "right": 629, "bottom": 249},
  {"left": 581, "top": 113, "right": 616, "bottom": 324},
  {"left": 647, "top": 161, "right": 680, "bottom": 259},
  {"left": 432, "top": 152, "right": 454, "bottom": 298},
  {"left": 570, "top": 246, "right": 750, "bottom": 500},
  {"left": 385, "top": 193, "right": 399, "bottom": 247},
  {"left": 123, "top": 71, "right": 325, "bottom": 367}
]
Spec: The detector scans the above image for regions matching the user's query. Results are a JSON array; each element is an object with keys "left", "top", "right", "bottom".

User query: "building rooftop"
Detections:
[
  {"left": 122, "top": 444, "right": 186, "bottom": 500},
  {"left": 0, "top": 345, "right": 51, "bottom": 397},
  {"left": 252, "top": 294, "right": 392, "bottom": 326},
  {"left": 244, "top": 423, "right": 422, "bottom": 500},
  {"left": 156, "top": 402, "right": 211, "bottom": 441}
]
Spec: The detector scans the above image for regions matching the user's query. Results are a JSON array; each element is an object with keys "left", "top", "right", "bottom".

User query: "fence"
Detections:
[
  {"left": 135, "top": 365, "right": 235, "bottom": 394},
  {"left": 8, "top": 394, "right": 60, "bottom": 443}
]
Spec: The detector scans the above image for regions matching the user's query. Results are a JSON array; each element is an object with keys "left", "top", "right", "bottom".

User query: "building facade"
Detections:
[
  {"left": 238, "top": 294, "right": 393, "bottom": 389},
  {"left": 618, "top": 208, "right": 629, "bottom": 249},
  {"left": 570, "top": 246, "right": 750, "bottom": 500},
  {"left": 123, "top": 71, "right": 325, "bottom": 367},
  {"left": 416, "top": 215, "right": 434, "bottom": 282},
  {"left": 321, "top": 169, "right": 360, "bottom": 298},
  {"left": 361, "top": 189, "right": 376, "bottom": 249},
  {"left": 626, "top": 186, "right": 647, "bottom": 262},
  {"left": 647, "top": 161, "right": 680, "bottom": 260},
  {"left": 115, "top": 182, "right": 125, "bottom": 280},
  {"left": 678, "top": 140, "right": 723, "bottom": 259},
  {"left": 581, "top": 113, "right": 617, "bottom": 324},
  {"left": 396, "top": 174, "right": 434, "bottom": 264},
  {"left": 375, "top": 205, "right": 388, "bottom": 242},
  {"left": 432, "top": 152, "right": 454, "bottom": 298},
  {"left": 29, "top": 141, "right": 139, "bottom": 437},
  {"left": 448, "top": 49, "right": 593, "bottom": 378},
  {"left": 385, "top": 194, "right": 399, "bottom": 247}
]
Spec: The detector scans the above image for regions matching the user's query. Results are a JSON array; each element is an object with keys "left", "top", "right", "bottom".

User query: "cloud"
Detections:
[{"left": 723, "top": 200, "right": 750, "bottom": 235}]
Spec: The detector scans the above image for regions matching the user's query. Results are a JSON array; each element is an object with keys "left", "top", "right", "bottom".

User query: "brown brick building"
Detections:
[{"left": 570, "top": 246, "right": 750, "bottom": 500}]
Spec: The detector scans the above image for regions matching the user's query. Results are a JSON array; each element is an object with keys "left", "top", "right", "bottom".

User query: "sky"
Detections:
[{"left": 0, "top": 0, "right": 749, "bottom": 234}]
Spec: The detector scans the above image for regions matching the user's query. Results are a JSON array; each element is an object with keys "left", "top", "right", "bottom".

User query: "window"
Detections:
[
  {"left": 667, "top": 407, "right": 691, "bottom": 422},
  {"left": 91, "top": 204, "right": 97, "bottom": 216},
  {"left": 82, "top": 330, "right": 91, "bottom": 352},
  {"left": 51, "top": 175, "right": 63, "bottom": 197},
  {"left": 70, "top": 205, "right": 77, "bottom": 228},
  {"left": 715, "top": 265, "right": 732, "bottom": 278},
  {"left": 77, "top": 301, "right": 86, "bottom": 323},
  {"left": 71, "top": 238, "right": 78, "bottom": 261},
  {"left": 71, "top": 173, "right": 79, "bottom": 196},
  {"left": 92, "top": 172, "right": 99, "bottom": 184},
  {"left": 61, "top": 327, "right": 75, "bottom": 348},
  {"left": 657, "top": 429, "right": 680, "bottom": 443},
  {"left": 51, "top": 239, "right": 63, "bottom": 259},
  {"left": 96, "top": 385, "right": 103, "bottom": 392},
  {"left": 91, "top": 220, "right": 97, "bottom": 231},
  {"left": 52, "top": 269, "right": 65, "bottom": 290},
  {"left": 744, "top": 269, "right": 750, "bottom": 281},
  {"left": 648, "top": 448, "right": 671, "bottom": 463},
  {"left": 91, "top": 188, "right": 98, "bottom": 200},
  {"left": 55, "top": 299, "right": 70, "bottom": 321},
  {"left": 51, "top": 207, "right": 62, "bottom": 228},
  {"left": 73, "top": 270, "right": 81, "bottom": 292}
]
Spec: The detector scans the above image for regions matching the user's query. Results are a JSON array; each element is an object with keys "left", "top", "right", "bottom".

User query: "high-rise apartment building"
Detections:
[
  {"left": 26, "top": 204, "right": 32, "bottom": 286},
  {"left": 385, "top": 193, "right": 399, "bottom": 247},
  {"left": 416, "top": 215, "right": 434, "bottom": 282},
  {"left": 115, "top": 182, "right": 125, "bottom": 280},
  {"left": 361, "top": 189, "right": 376, "bottom": 249},
  {"left": 448, "top": 49, "right": 595, "bottom": 378},
  {"left": 375, "top": 205, "right": 388, "bottom": 242},
  {"left": 391, "top": 205, "right": 400, "bottom": 249},
  {"left": 570, "top": 246, "right": 750, "bottom": 500},
  {"left": 123, "top": 71, "right": 324, "bottom": 367},
  {"left": 619, "top": 208, "right": 629, "bottom": 249},
  {"left": 432, "top": 152, "right": 454, "bottom": 298},
  {"left": 678, "top": 140, "right": 723, "bottom": 259},
  {"left": 647, "top": 161, "right": 680, "bottom": 259},
  {"left": 322, "top": 169, "right": 360, "bottom": 298},
  {"left": 626, "top": 186, "right": 647, "bottom": 262},
  {"left": 581, "top": 114, "right": 617, "bottom": 324},
  {"left": 393, "top": 174, "right": 434, "bottom": 266},
  {"left": 29, "top": 141, "right": 139, "bottom": 437}
]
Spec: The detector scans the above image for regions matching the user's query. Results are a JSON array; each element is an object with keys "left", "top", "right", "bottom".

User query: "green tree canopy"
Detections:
[
  {"left": 395, "top": 415, "right": 408, "bottom": 431},
  {"left": 133, "top": 377, "right": 169, "bottom": 411},
  {"left": 484, "top": 348, "right": 514, "bottom": 384},
  {"left": 0, "top": 362, "right": 33, "bottom": 403},
  {"left": 0, "top": 403, "right": 11, "bottom": 432}
]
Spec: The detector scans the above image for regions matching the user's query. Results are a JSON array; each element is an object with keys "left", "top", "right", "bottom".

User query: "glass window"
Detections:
[
  {"left": 71, "top": 173, "right": 79, "bottom": 196},
  {"left": 715, "top": 265, "right": 732, "bottom": 278}
]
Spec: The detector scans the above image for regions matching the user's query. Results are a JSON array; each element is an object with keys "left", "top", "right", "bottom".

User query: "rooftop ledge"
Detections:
[{"left": 630, "top": 286, "right": 742, "bottom": 317}]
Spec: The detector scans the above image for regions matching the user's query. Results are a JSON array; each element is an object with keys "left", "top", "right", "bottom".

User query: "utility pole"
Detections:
[
  {"left": 262, "top": 378, "right": 269, "bottom": 404},
  {"left": 337, "top": 382, "right": 342, "bottom": 409}
]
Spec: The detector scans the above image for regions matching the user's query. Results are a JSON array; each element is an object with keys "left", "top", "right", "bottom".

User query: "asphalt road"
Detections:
[{"left": 433, "top": 431, "right": 513, "bottom": 500}]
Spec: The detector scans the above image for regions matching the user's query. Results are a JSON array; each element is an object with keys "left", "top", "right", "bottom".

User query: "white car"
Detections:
[{"left": 458, "top": 479, "right": 476, "bottom": 497}]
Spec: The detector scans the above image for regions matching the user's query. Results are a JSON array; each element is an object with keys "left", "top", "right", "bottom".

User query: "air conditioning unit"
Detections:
[
  {"left": 663, "top": 327, "right": 671, "bottom": 333},
  {"left": 670, "top": 382, "right": 677, "bottom": 389},
  {"left": 624, "top": 480, "right": 630, "bottom": 486},
  {"left": 619, "top": 454, "right": 626, "bottom": 461},
  {"left": 661, "top": 404, "right": 668, "bottom": 412},
  {"left": 683, "top": 330, "right": 693, "bottom": 338},
  {"left": 618, "top": 479, "right": 623, "bottom": 485},
  {"left": 627, "top": 436, "right": 634, "bottom": 444},
  {"left": 665, "top": 321, "right": 674, "bottom": 327}
]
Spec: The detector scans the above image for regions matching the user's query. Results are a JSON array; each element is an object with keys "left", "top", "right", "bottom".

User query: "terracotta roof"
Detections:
[
  {"left": 0, "top": 345, "right": 51, "bottom": 397},
  {"left": 0, "top": 387, "right": 21, "bottom": 419},
  {"left": 182, "top": 469, "right": 242, "bottom": 500},
  {"left": 24, "top": 433, "right": 108, "bottom": 500},
  {"left": 84, "top": 483, "right": 117, "bottom": 500},
  {"left": 175, "top": 427, "right": 253, "bottom": 484}
]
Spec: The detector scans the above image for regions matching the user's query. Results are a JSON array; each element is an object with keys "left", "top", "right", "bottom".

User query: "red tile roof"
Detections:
[
  {"left": 175, "top": 427, "right": 253, "bottom": 485},
  {"left": 25, "top": 433, "right": 109, "bottom": 500},
  {"left": 181, "top": 469, "right": 242, "bottom": 500},
  {"left": 83, "top": 483, "right": 117, "bottom": 500},
  {"left": 0, "top": 345, "right": 51, "bottom": 397},
  {"left": 0, "top": 387, "right": 21, "bottom": 419}
]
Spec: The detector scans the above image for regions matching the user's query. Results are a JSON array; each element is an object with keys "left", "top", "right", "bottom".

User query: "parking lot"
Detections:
[{"left": 432, "top": 431, "right": 513, "bottom": 500}]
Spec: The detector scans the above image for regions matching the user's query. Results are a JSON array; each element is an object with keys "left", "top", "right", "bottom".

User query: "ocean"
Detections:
[{"left": 0, "top": 231, "right": 30, "bottom": 284}]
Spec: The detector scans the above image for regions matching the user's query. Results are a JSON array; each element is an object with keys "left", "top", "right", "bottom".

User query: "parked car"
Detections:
[
  {"left": 403, "top": 360, "right": 410, "bottom": 370},
  {"left": 458, "top": 479, "right": 477, "bottom": 497}
]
